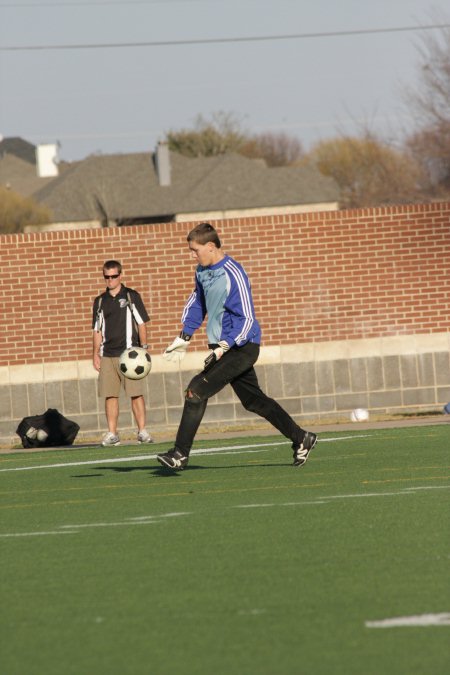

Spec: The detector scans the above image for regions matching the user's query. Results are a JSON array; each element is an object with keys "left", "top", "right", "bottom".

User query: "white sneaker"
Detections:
[
  {"left": 101, "top": 432, "right": 120, "bottom": 447},
  {"left": 137, "top": 429, "right": 153, "bottom": 444}
]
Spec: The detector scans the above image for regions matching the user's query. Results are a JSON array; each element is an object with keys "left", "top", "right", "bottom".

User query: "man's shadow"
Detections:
[{"left": 71, "top": 461, "right": 286, "bottom": 479}]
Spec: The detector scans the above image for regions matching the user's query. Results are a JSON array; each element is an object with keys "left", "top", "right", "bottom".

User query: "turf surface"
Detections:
[{"left": 1, "top": 425, "right": 449, "bottom": 674}]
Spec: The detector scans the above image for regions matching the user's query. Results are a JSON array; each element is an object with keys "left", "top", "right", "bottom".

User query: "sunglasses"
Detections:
[{"left": 104, "top": 274, "right": 120, "bottom": 280}]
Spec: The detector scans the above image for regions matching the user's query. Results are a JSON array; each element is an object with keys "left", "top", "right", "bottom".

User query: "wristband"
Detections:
[{"left": 180, "top": 331, "right": 192, "bottom": 341}]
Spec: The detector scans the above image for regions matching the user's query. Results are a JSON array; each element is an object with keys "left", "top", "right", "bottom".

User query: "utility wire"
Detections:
[
  {"left": 1, "top": 23, "right": 449, "bottom": 52},
  {"left": 1, "top": 0, "right": 199, "bottom": 5},
  {"left": 0, "top": 0, "right": 189, "bottom": 5}
]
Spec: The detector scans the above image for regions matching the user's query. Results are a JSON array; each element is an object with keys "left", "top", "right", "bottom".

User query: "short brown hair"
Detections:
[
  {"left": 103, "top": 260, "right": 122, "bottom": 274},
  {"left": 187, "top": 222, "right": 221, "bottom": 248}
]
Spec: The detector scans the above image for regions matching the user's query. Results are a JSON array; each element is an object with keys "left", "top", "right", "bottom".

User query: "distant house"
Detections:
[
  {"left": 0, "top": 137, "right": 60, "bottom": 197},
  {"left": 0, "top": 138, "right": 339, "bottom": 231},
  {"left": 0, "top": 136, "right": 36, "bottom": 164}
]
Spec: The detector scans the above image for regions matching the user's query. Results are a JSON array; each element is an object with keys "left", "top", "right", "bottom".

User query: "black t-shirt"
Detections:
[{"left": 92, "top": 285, "right": 150, "bottom": 357}]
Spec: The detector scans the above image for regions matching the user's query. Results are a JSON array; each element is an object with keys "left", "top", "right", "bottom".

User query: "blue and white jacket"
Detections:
[{"left": 181, "top": 255, "right": 261, "bottom": 347}]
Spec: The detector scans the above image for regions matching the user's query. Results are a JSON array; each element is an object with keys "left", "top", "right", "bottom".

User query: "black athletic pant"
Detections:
[{"left": 174, "top": 342, "right": 305, "bottom": 455}]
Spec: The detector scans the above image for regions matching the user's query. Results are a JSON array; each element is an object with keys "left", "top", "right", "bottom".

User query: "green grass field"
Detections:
[{"left": 1, "top": 424, "right": 449, "bottom": 675}]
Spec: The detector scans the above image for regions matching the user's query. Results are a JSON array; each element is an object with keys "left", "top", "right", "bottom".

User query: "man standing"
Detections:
[
  {"left": 92, "top": 260, "right": 153, "bottom": 446},
  {"left": 157, "top": 222, "right": 317, "bottom": 470}
]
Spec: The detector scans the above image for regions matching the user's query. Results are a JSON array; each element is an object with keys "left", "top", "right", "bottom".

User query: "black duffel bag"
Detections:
[{"left": 16, "top": 408, "right": 80, "bottom": 448}]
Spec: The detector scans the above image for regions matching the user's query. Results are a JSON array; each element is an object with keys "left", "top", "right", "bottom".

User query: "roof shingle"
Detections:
[{"left": 32, "top": 150, "right": 339, "bottom": 222}]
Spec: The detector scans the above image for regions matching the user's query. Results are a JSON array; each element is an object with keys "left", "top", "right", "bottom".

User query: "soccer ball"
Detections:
[
  {"left": 119, "top": 347, "right": 152, "bottom": 380},
  {"left": 25, "top": 426, "right": 37, "bottom": 440},
  {"left": 350, "top": 408, "right": 369, "bottom": 422},
  {"left": 25, "top": 426, "right": 48, "bottom": 443},
  {"left": 36, "top": 429, "right": 49, "bottom": 442}
]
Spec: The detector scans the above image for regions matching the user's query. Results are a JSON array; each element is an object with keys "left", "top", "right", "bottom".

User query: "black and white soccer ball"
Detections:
[{"left": 119, "top": 347, "right": 152, "bottom": 380}]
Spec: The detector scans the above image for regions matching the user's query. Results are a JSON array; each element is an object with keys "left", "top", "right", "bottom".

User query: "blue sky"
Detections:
[{"left": 0, "top": 0, "right": 448, "bottom": 161}]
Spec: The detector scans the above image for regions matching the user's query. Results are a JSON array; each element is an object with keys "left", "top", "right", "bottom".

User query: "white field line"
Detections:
[
  {"left": 235, "top": 501, "right": 330, "bottom": 508},
  {"left": 59, "top": 511, "right": 192, "bottom": 529},
  {"left": 404, "top": 485, "right": 450, "bottom": 492},
  {"left": 366, "top": 613, "right": 450, "bottom": 628},
  {"left": 128, "top": 512, "right": 189, "bottom": 520},
  {"left": 0, "top": 435, "right": 371, "bottom": 473},
  {"left": 2, "top": 485, "right": 449, "bottom": 539},
  {"left": 233, "top": 484, "right": 450, "bottom": 509},
  {"left": 0, "top": 530, "right": 78, "bottom": 538},
  {"left": 0, "top": 511, "right": 191, "bottom": 538}
]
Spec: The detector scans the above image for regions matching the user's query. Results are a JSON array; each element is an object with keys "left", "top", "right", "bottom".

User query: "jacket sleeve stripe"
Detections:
[
  {"left": 224, "top": 260, "right": 255, "bottom": 344},
  {"left": 181, "top": 291, "right": 197, "bottom": 323}
]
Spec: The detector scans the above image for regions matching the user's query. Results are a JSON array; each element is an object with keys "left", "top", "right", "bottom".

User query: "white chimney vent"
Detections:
[
  {"left": 36, "top": 143, "right": 59, "bottom": 177},
  {"left": 155, "top": 141, "right": 171, "bottom": 186}
]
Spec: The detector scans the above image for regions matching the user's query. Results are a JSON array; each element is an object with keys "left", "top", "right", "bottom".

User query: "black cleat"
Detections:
[
  {"left": 156, "top": 448, "right": 189, "bottom": 470},
  {"left": 292, "top": 432, "right": 317, "bottom": 467}
]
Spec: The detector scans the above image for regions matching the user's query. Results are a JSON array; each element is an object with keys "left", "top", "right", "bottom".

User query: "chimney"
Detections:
[
  {"left": 155, "top": 141, "right": 171, "bottom": 186},
  {"left": 36, "top": 143, "right": 59, "bottom": 177}
]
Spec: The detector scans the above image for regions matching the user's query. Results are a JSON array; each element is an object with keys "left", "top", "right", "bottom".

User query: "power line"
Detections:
[
  {"left": 1, "top": 23, "right": 449, "bottom": 52},
  {"left": 0, "top": 0, "right": 189, "bottom": 6}
]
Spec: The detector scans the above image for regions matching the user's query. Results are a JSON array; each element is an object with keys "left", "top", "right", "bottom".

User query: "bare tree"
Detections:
[
  {"left": 240, "top": 132, "right": 304, "bottom": 167},
  {"left": 304, "top": 134, "right": 423, "bottom": 208},
  {"left": 0, "top": 187, "right": 52, "bottom": 233},
  {"left": 404, "top": 20, "right": 450, "bottom": 194},
  {"left": 165, "top": 113, "right": 303, "bottom": 166},
  {"left": 165, "top": 112, "right": 245, "bottom": 158}
]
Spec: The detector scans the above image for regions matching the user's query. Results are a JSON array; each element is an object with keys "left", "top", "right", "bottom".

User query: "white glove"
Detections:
[
  {"left": 163, "top": 333, "right": 191, "bottom": 362},
  {"left": 204, "top": 340, "right": 230, "bottom": 370}
]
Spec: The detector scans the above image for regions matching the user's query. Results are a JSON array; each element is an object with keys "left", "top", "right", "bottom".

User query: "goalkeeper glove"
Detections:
[
  {"left": 163, "top": 332, "right": 191, "bottom": 362},
  {"left": 204, "top": 340, "right": 230, "bottom": 370}
]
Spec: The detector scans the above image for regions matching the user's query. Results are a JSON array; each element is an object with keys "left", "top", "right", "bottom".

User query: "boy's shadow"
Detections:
[
  {"left": 78, "top": 462, "right": 285, "bottom": 478},
  {"left": 97, "top": 464, "right": 205, "bottom": 475}
]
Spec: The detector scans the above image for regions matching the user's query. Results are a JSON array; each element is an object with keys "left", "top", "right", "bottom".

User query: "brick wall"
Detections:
[
  {"left": 2, "top": 202, "right": 450, "bottom": 445},
  {"left": 1, "top": 202, "right": 450, "bottom": 368}
]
